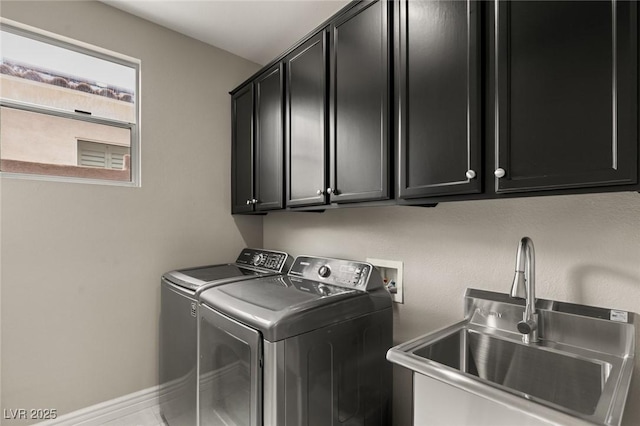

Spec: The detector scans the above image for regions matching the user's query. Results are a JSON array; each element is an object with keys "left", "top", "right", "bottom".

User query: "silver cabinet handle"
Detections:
[
  {"left": 494, "top": 168, "right": 506, "bottom": 178},
  {"left": 251, "top": 199, "right": 258, "bottom": 204},
  {"left": 246, "top": 199, "right": 252, "bottom": 205},
  {"left": 326, "top": 188, "right": 333, "bottom": 195},
  {"left": 316, "top": 189, "right": 324, "bottom": 196},
  {"left": 466, "top": 170, "right": 477, "bottom": 179}
]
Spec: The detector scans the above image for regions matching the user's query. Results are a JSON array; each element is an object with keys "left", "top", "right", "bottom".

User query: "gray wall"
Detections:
[
  {"left": 0, "top": 1, "right": 262, "bottom": 423},
  {"left": 263, "top": 192, "right": 640, "bottom": 426}
]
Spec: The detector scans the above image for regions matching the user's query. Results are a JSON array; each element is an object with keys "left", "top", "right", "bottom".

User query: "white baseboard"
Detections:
[
  {"left": 36, "top": 384, "right": 164, "bottom": 426},
  {"left": 33, "top": 362, "right": 243, "bottom": 426}
]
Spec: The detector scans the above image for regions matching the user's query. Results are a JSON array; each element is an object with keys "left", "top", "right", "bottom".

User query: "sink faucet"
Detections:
[{"left": 510, "top": 237, "right": 539, "bottom": 344}]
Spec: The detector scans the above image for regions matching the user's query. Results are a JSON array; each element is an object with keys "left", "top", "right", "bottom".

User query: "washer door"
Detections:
[{"left": 198, "top": 304, "right": 262, "bottom": 426}]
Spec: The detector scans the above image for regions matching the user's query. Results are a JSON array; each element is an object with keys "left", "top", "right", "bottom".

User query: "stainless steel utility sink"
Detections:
[
  {"left": 387, "top": 289, "right": 636, "bottom": 426},
  {"left": 413, "top": 327, "right": 610, "bottom": 416}
]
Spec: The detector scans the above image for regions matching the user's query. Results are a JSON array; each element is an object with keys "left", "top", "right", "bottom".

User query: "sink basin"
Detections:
[
  {"left": 387, "top": 289, "right": 636, "bottom": 426},
  {"left": 413, "top": 327, "right": 610, "bottom": 416}
]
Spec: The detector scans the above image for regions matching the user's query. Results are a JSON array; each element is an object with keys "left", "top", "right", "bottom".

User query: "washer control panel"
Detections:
[
  {"left": 235, "top": 248, "right": 291, "bottom": 272},
  {"left": 288, "top": 256, "right": 383, "bottom": 291}
]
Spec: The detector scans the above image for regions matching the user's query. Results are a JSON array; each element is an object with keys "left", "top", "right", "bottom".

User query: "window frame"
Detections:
[{"left": 0, "top": 18, "right": 141, "bottom": 187}]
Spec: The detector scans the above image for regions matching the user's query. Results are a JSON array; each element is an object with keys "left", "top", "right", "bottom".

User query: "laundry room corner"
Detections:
[{"left": 2, "top": 0, "right": 640, "bottom": 425}]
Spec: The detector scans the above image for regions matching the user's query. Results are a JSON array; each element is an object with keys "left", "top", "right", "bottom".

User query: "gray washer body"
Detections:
[{"left": 159, "top": 249, "right": 291, "bottom": 426}]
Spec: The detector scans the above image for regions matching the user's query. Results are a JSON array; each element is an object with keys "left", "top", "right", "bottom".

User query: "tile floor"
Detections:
[{"left": 99, "top": 405, "right": 165, "bottom": 426}]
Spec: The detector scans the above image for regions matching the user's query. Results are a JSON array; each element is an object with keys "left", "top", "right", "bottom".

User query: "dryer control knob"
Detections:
[
  {"left": 318, "top": 265, "right": 331, "bottom": 278},
  {"left": 317, "top": 284, "right": 331, "bottom": 296},
  {"left": 253, "top": 253, "right": 265, "bottom": 266}
]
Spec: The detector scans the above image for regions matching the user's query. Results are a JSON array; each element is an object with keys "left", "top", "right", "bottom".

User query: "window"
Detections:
[{"left": 0, "top": 19, "right": 140, "bottom": 185}]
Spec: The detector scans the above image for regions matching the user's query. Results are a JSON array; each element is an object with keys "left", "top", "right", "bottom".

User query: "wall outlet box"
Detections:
[{"left": 367, "top": 258, "right": 403, "bottom": 304}]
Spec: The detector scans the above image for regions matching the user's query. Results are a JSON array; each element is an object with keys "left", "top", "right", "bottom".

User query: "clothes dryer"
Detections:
[{"left": 198, "top": 256, "right": 392, "bottom": 426}]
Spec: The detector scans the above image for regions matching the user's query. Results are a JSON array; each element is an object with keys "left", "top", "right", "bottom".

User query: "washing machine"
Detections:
[
  {"left": 160, "top": 248, "right": 292, "bottom": 426},
  {"left": 197, "top": 255, "right": 393, "bottom": 426}
]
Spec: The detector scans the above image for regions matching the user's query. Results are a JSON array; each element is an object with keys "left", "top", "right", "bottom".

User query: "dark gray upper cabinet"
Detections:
[
  {"left": 493, "top": 0, "right": 638, "bottom": 193},
  {"left": 232, "top": 0, "right": 640, "bottom": 214},
  {"left": 397, "top": 0, "right": 481, "bottom": 199},
  {"left": 231, "top": 65, "right": 284, "bottom": 214},
  {"left": 285, "top": 31, "right": 329, "bottom": 208},
  {"left": 329, "top": 0, "right": 391, "bottom": 204},
  {"left": 255, "top": 64, "right": 285, "bottom": 211},
  {"left": 231, "top": 84, "right": 254, "bottom": 214}
]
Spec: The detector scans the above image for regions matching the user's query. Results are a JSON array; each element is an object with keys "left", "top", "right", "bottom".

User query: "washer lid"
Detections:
[
  {"left": 163, "top": 264, "right": 266, "bottom": 291},
  {"left": 162, "top": 248, "right": 293, "bottom": 291},
  {"left": 199, "top": 275, "right": 391, "bottom": 342}
]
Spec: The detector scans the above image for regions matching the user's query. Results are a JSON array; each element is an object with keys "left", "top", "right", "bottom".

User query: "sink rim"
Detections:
[{"left": 388, "top": 318, "right": 635, "bottom": 426}]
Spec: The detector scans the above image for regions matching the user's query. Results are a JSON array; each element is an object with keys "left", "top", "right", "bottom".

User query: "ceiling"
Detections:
[{"left": 103, "top": 0, "right": 350, "bottom": 65}]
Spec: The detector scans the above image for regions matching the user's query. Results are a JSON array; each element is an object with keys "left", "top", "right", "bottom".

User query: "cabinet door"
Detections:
[
  {"left": 330, "top": 0, "right": 391, "bottom": 203},
  {"left": 231, "top": 84, "right": 254, "bottom": 214},
  {"left": 255, "top": 65, "right": 284, "bottom": 211},
  {"left": 398, "top": 0, "right": 481, "bottom": 199},
  {"left": 285, "top": 32, "right": 329, "bottom": 208},
  {"left": 494, "top": 0, "right": 638, "bottom": 193}
]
